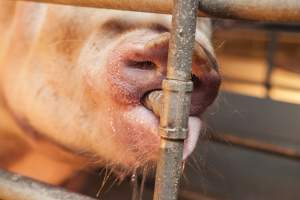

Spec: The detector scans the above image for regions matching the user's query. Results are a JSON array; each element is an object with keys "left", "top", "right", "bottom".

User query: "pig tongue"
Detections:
[{"left": 184, "top": 117, "right": 201, "bottom": 160}]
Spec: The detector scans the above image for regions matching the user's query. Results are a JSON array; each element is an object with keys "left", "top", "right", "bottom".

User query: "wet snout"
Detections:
[
  {"left": 105, "top": 28, "right": 220, "bottom": 162},
  {"left": 135, "top": 31, "right": 221, "bottom": 117},
  {"left": 108, "top": 28, "right": 220, "bottom": 109},
  {"left": 136, "top": 31, "right": 220, "bottom": 160}
]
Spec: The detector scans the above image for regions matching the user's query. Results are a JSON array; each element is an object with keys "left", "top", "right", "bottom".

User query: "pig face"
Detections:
[{"left": 0, "top": 3, "right": 220, "bottom": 170}]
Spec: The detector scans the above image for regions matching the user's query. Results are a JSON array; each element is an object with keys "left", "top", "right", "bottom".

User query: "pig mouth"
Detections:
[
  {"left": 139, "top": 90, "right": 202, "bottom": 160},
  {"left": 104, "top": 30, "right": 219, "bottom": 165}
]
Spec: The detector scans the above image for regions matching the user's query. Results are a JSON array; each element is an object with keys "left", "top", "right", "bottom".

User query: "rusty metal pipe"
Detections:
[
  {"left": 14, "top": 0, "right": 300, "bottom": 22},
  {"left": 153, "top": 0, "right": 198, "bottom": 199},
  {"left": 199, "top": 0, "right": 300, "bottom": 22},
  {"left": 0, "top": 169, "right": 95, "bottom": 200},
  {"left": 210, "top": 133, "right": 300, "bottom": 161}
]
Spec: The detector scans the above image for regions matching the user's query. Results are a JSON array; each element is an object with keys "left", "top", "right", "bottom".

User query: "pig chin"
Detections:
[
  {"left": 118, "top": 106, "right": 160, "bottom": 166},
  {"left": 119, "top": 105, "right": 202, "bottom": 165}
]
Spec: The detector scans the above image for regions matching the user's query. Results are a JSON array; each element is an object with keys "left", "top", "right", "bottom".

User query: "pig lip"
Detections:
[{"left": 137, "top": 101, "right": 202, "bottom": 160}]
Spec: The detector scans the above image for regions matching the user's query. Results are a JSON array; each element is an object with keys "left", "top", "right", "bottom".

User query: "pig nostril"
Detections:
[
  {"left": 126, "top": 60, "right": 156, "bottom": 70},
  {"left": 191, "top": 74, "right": 201, "bottom": 88}
]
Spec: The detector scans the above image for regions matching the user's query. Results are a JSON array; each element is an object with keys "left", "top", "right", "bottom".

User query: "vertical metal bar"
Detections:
[
  {"left": 265, "top": 31, "right": 277, "bottom": 98},
  {"left": 153, "top": 0, "right": 198, "bottom": 199}
]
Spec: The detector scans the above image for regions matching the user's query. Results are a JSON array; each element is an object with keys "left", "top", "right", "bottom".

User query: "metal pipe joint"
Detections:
[{"left": 159, "top": 79, "right": 193, "bottom": 140}]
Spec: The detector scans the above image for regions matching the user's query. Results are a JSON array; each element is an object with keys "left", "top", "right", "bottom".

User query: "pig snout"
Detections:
[
  {"left": 83, "top": 28, "right": 220, "bottom": 167},
  {"left": 0, "top": 4, "right": 220, "bottom": 173}
]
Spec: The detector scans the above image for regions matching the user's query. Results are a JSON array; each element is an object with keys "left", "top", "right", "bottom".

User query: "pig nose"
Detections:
[
  {"left": 190, "top": 42, "right": 221, "bottom": 115},
  {"left": 140, "top": 32, "right": 221, "bottom": 116}
]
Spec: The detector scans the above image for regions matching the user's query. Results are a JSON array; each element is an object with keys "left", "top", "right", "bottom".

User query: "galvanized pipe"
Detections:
[
  {"left": 198, "top": 0, "right": 300, "bottom": 22},
  {"left": 153, "top": 0, "right": 198, "bottom": 199},
  {"left": 0, "top": 169, "right": 96, "bottom": 200},
  {"left": 15, "top": 0, "right": 300, "bottom": 22}
]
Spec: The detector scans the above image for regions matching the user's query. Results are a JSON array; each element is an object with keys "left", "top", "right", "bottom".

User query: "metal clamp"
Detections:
[
  {"left": 159, "top": 79, "right": 193, "bottom": 140},
  {"left": 162, "top": 79, "right": 193, "bottom": 92},
  {"left": 159, "top": 127, "right": 188, "bottom": 140}
]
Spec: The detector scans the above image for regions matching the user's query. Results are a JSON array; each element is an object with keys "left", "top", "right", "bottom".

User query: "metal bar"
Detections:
[
  {"left": 223, "top": 76, "right": 300, "bottom": 93},
  {"left": 265, "top": 31, "right": 277, "bottom": 98},
  {"left": 214, "top": 20, "right": 300, "bottom": 33},
  {"left": 198, "top": 0, "right": 300, "bottom": 22},
  {"left": 258, "top": 23, "right": 300, "bottom": 32},
  {"left": 0, "top": 169, "right": 96, "bottom": 200},
  {"left": 153, "top": 0, "right": 198, "bottom": 199},
  {"left": 210, "top": 133, "right": 300, "bottom": 161},
  {"left": 14, "top": 0, "right": 300, "bottom": 22}
]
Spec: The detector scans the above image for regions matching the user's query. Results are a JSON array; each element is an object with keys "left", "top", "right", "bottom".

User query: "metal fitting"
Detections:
[
  {"left": 162, "top": 79, "right": 193, "bottom": 92},
  {"left": 159, "top": 127, "right": 188, "bottom": 140}
]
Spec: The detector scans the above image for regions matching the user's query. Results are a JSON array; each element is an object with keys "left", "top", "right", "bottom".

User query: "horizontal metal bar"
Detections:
[
  {"left": 14, "top": 0, "right": 300, "bottom": 22},
  {"left": 199, "top": 0, "right": 300, "bottom": 22},
  {"left": 257, "top": 23, "right": 300, "bottom": 32},
  {"left": 0, "top": 169, "right": 96, "bottom": 200},
  {"left": 213, "top": 20, "right": 300, "bottom": 33},
  {"left": 223, "top": 76, "right": 300, "bottom": 94},
  {"left": 209, "top": 133, "right": 300, "bottom": 161}
]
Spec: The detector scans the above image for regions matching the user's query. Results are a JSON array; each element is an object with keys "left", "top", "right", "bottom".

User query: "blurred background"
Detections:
[{"left": 182, "top": 20, "right": 300, "bottom": 200}]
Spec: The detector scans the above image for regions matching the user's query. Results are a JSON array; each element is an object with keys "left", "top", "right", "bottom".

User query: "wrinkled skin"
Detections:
[{"left": 0, "top": 2, "right": 220, "bottom": 185}]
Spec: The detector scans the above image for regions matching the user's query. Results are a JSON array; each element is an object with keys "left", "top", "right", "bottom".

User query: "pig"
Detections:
[{"left": 0, "top": 1, "right": 220, "bottom": 185}]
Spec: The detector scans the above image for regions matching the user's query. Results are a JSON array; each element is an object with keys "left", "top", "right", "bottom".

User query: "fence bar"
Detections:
[
  {"left": 16, "top": 0, "right": 300, "bottom": 22},
  {"left": 0, "top": 169, "right": 96, "bottom": 200},
  {"left": 199, "top": 0, "right": 300, "bottom": 22},
  {"left": 209, "top": 133, "right": 300, "bottom": 161},
  {"left": 153, "top": 0, "right": 198, "bottom": 199}
]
